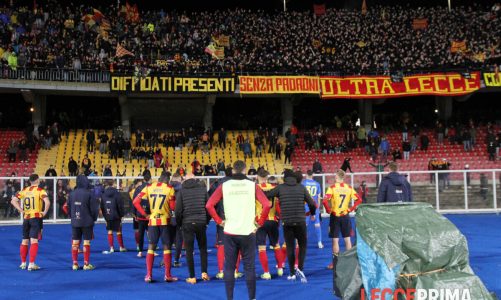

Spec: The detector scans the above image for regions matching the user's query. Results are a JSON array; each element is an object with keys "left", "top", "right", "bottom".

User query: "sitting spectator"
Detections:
[{"left": 312, "top": 159, "right": 323, "bottom": 174}]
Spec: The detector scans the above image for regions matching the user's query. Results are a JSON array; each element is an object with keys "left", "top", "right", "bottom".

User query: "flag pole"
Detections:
[
  {"left": 283, "top": 0, "right": 286, "bottom": 12},
  {"left": 448, "top": 0, "right": 451, "bottom": 12}
]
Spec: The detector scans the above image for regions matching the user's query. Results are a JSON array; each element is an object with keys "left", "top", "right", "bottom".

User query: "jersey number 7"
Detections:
[{"left": 338, "top": 194, "right": 346, "bottom": 209}]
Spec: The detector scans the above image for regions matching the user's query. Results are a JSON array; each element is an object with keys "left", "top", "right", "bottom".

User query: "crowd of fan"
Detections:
[{"left": 0, "top": 1, "right": 500, "bottom": 75}]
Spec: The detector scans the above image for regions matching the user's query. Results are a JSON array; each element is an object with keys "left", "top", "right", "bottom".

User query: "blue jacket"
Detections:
[
  {"left": 67, "top": 175, "right": 99, "bottom": 227},
  {"left": 100, "top": 186, "right": 124, "bottom": 221},
  {"left": 377, "top": 172, "right": 412, "bottom": 203}
]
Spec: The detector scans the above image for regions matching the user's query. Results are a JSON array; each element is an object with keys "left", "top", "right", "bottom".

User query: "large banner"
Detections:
[
  {"left": 239, "top": 76, "right": 320, "bottom": 94},
  {"left": 320, "top": 73, "right": 481, "bottom": 99},
  {"left": 483, "top": 72, "right": 501, "bottom": 87},
  {"left": 110, "top": 76, "right": 235, "bottom": 93}
]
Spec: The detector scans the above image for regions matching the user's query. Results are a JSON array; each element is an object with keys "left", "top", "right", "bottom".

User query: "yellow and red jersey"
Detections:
[
  {"left": 133, "top": 182, "right": 175, "bottom": 226},
  {"left": 256, "top": 182, "right": 279, "bottom": 221},
  {"left": 322, "top": 182, "right": 361, "bottom": 216},
  {"left": 16, "top": 186, "right": 48, "bottom": 219}
]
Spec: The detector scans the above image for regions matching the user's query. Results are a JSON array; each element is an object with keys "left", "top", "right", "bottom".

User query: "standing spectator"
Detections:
[
  {"left": 216, "top": 159, "right": 226, "bottom": 176},
  {"left": 3, "top": 173, "right": 20, "bottom": 218},
  {"left": 402, "top": 139, "right": 411, "bottom": 160},
  {"left": 275, "top": 142, "right": 282, "bottom": 160},
  {"left": 379, "top": 137, "right": 390, "bottom": 159},
  {"left": 268, "top": 133, "right": 278, "bottom": 153},
  {"left": 68, "top": 157, "right": 78, "bottom": 176},
  {"left": 218, "top": 128, "right": 227, "bottom": 149},
  {"left": 369, "top": 159, "right": 390, "bottom": 187},
  {"left": 312, "top": 159, "right": 323, "bottom": 174},
  {"left": 469, "top": 126, "right": 477, "bottom": 147},
  {"left": 488, "top": 141, "right": 496, "bottom": 161},
  {"left": 86, "top": 129, "right": 96, "bottom": 153},
  {"left": 154, "top": 149, "right": 163, "bottom": 168},
  {"left": 123, "top": 138, "right": 131, "bottom": 162},
  {"left": 56, "top": 179, "right": 69, "bottom": 218},
  {"left": 175, "top": 174, "right": 210, "bottom": 284},
  {"left": 436, "top": 123, "right": 445, "bottom": 145},
  {"left": 243, "top": 140, "right": 252, "bottom": 159},
  {"left": 18, "top": 139, "right": 28, "bottom": 163},
  {"left": 358, "top": 181, "right": 369, "bottom": 203},
  {"left": 81, "top": 155, "right": 92, "bottom": 176},
  {"left": 340, "top": 157, "right": 353, "bottom": 173},
  {"left": 236, "top": 133, "right": 244, "bottom": 151},
  {"left": 356, "top": 126, "right": 366, "bottom": 148},
  {"left": 376, "top": 162, "right": 412, "bottom": 203},
  {"left": 402, "top": 124, "right": 408, "bottom": 141},
  {"left": 284, "top": 142, "right": 293, "bottom": 165},
  {"left": 264, "top": 170, "right": 317, "bottom": 283},
  {"left": 109, "top": 138, "right": 118, "bottom": 162},
  {"left": 7, "top": 140, "right": 17, "bottom": 162},
  {"left": 99, "top": 131, "right": 109, "bottom": 154},
  {"left": 462, "top": 129, "right": 472, "bottom": 152},
  {"left": 420, "top": 133, "right": 429, "bottom": 152},
  {"left": 206, "top": 161, "right": 271, "bottom": 300},
  {"left": 465, "top": 164, "right": 471, "bottom": 189}
]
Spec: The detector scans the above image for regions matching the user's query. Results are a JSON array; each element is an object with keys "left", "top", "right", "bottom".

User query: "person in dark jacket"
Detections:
[
  {"left": 86, "top": 129, "right": 95, "bottom": 153},
  {"left": 132, "top": 174, "right": 152, "bottom": 258},
  {"left": 68, "top": 157, "right": 78, "bottom": 176},
  {"left": 265, "top": 170, "right": 316, "bottom": 283},
  {"left": 312, "top": 159, "right": 323, "bottom": 173},
  {"left": 175, "top": 173, "right": 210, "bottom": 284},
  {"left": 376, "top": 162, "right": 412, "bottom": 203},
  {"left": 100, "top": 180, "right": 126, "bottom": 253},
  {"left": 340, "top": 157, "right": 352, "bottom": 173},
  {"left": 170, "top": 174, "right": 184, "bottom": 267},
  {"left": 65, "top": 175, "right": 98, "bottom": 270}
]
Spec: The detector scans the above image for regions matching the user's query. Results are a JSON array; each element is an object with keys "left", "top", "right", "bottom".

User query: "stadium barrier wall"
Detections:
[{"left": 0, "top": 169, "right": 499, "bottom": 225}]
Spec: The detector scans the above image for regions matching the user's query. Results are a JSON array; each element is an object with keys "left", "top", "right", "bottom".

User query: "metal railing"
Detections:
[
  {"left": 0, "top": 66, "right": 484, "bottom": 84},
  {"left": 0, "top": 169, "right": 499, "bottom": 225}
]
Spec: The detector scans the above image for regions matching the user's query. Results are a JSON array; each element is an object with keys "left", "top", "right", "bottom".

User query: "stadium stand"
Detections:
[
  {"left": 0, "top": 3, "right": 499, "bottom": 77},
  {"left": 0, "top": 131, "right": 38, "bottom": 177},
  {"left": 292, "top": 127, "right": 498, "bottom": 184},
  {"left": 34, "top": 129, "right": 287, "bottom": 178}
]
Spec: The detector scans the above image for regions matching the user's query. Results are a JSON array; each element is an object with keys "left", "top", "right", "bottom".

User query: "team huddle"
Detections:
[{"left": 10, "top": 162, "right": 361, "bottom": 300}]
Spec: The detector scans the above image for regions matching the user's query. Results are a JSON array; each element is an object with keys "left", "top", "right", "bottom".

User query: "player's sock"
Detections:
[
  {"left": 83, "top": 242, "right": 90, "bottom": 265},
  {"left": 217, "top": 245, "right": 224, "bottom": 272},
  {"left": 258, "top": 250, "right": 269, "bottom": 273},
  {"left": 163, "top": 250, "right": 172, "bottom": 277},
  {"left": 294, "top": 247, "right": 299, "bottom": 267},
  {"left": 146, "top": 250, "right": 154, "bottom": 277},
  {"left": 134, "top": 231, "right": 140, "bottom": 247},
  {"left": 315, "top": 225, "right": 322, "bottom": 244},
  {"left": 235, "top": 252, "right": 241, "bottom": 272},
  {"left": 107, "top": 233, "right": 114, "bottom": 249},
  {"left": 72, "top": 243, "right": 79, "bottom": 264},
  {"left": 281, "top": 246, "right": 287, "bottom": 267},
  {"left": 29, "top": 243, "right": 39, "bottom": 263},
  {"left": 274, "top": 246, "right": 284, "bottom": 268},
  {"left": 117, "top": 232, "right": 125, "bottom": 249},
  {"left": 20, "top": 244, "right": 28, "bottom": 263}
]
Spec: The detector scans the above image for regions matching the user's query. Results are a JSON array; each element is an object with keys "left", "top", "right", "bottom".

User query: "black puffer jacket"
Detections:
[
  {"left": 265, "top": 177, "right": 316, "bottom": 225},
  {"left": 67, "top": 175, "right": 99, "bottom": 227},
  {"left": 175, "top": 179, "right": 209, "bottom": 225},
  {"left": 100, "top": 186, "right": 124, "bottom": 221}
]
